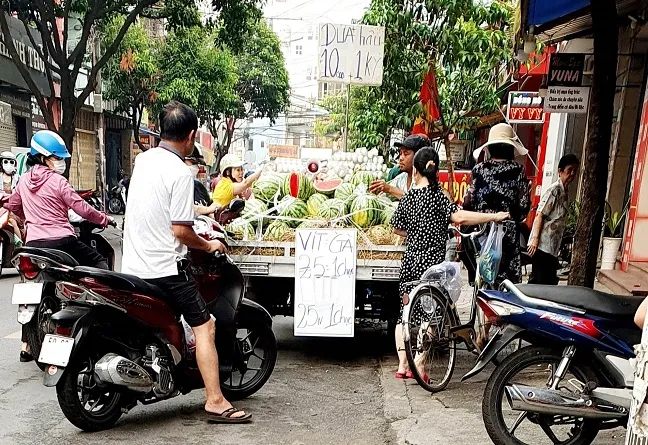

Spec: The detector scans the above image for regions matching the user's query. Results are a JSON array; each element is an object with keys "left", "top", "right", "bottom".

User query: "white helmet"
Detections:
[
  {"left": 0, "top": 151, "right": 15, "bottom": 161},
  {"left": 220, "top": 153, "right": 244, "bottom": 175}
]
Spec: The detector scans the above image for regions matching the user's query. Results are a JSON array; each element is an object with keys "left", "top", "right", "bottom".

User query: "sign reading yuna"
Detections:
[
  {"left": 548, "top": 53, "right": 585, "bottom": 87},
  {"left": 318, "top": 23, "right": 385, "bottom": 86},
  {"left": 507, "top": 92, "right": 545, "bottom": 124},
  {"left": 269, "top": 144, "right": 299, "bottom": 159},
  {"left": 294, "top": 229, "right": 357, "bottom": 337},
  {"left": 544, "top": 53, "right": 590, "bottom": 114}
]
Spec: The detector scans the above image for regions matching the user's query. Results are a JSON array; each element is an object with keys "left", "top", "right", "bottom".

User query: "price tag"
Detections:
[{"left": 294, "top": 229, "right": 357, "bottom": 337}]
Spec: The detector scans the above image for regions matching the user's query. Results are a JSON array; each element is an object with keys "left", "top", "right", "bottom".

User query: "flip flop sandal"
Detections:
[
  {"left": 206, "top": 408, "right": 252, "bottom": 424},
  {"left": 405, "top": 371, "right": 415, "bottom": 379},
  {"left": 395, "top": 372, "right": 407, "bottom": 379}
]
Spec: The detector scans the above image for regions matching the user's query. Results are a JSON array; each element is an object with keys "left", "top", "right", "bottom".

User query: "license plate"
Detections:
[
  {"left": 11, "top": 282, "right": 43, "bottom": 305},
  {"left": 38, "top": 335, "right": 74, "bottom": 367}
]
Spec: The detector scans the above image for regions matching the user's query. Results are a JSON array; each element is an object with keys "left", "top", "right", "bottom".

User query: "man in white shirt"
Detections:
[{"left": 122, "top": 101, "right": 250, "bottom": 423}]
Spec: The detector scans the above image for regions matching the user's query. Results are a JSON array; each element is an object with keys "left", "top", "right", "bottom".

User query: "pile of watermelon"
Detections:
[{"left": 228, "top": 171, "right": 400, "bottom": 245}]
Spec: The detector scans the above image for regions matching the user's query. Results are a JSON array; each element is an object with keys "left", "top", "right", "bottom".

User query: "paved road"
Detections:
[{"left": 0, "top": 232, "right": 628, "bottom": 444}]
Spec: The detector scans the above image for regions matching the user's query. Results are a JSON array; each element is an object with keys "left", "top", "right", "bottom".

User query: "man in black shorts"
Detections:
[{"left": 121, "top": 101, "right": 251, "bottom": 423}]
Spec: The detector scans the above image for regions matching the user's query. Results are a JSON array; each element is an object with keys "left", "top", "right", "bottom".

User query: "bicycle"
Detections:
[{"left": 402, "top": 223, "right": 518, "bottom": 393}]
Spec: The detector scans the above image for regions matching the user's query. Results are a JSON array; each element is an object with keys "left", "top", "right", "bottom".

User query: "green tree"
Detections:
[
  {"left": 102, "top": 18, "right": 160, "bottom": 151},
  {"left": 154, "top": 25, "right": 239, "bottom": 138},
  {"left": 352, "top": 0, "right": 514, "bottom": 159},
  {"left": 0, "top": 0, "right": 197, "bottom": 153}
]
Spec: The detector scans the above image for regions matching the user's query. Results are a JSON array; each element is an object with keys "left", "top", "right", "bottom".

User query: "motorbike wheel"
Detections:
[
  {"left": 108, "top": 198, "right": 123, "bottom": 215},
  {"left": 482, "top": 346, "right": 600, "bottom": 445},
  {"left": 404, "top": 288, "right": 457, "bottom": 393},
  {"left": 57, "top": 351, "right": 124, "bottom": 432},
  {"left": 26, "top": 295, "right": 59, "bottom": 371},
  {"left": 221, "top": 322, "right": 277, "bottom": 401}
]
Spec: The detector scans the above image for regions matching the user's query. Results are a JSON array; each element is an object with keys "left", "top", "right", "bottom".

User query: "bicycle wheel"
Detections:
[{"left": 404, "top": 287, "right": 457, "bottom": 393}]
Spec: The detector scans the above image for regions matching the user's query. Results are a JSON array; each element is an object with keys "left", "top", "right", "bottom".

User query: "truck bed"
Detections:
[{"left": 229, "top": 240, "right": 404, "bottom": 281}]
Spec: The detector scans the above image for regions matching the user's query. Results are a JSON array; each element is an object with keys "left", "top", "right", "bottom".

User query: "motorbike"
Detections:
[
  {"left": 76, "top": 189, "right": 102, "bottom": 211},
  {"left": 13, "top": 215, "right": 115, "bottom": 370},
  {"left": 462, "top": 280, "right": 642, "bottom": 445},
  {"left": 107, "top": 182, "right": 126, "bottom": 215},
  {"left": 36, "top": 200, "right": 277, "bottom": 432}
]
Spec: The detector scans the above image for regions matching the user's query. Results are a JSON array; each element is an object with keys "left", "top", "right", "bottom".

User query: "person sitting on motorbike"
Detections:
[
  {"left": 3, "top": 130, "right": 113, "bottom": 362},
  {"left": 211, "top": 154, "right": 262, "bottom": 208},
  {"left": 0, "top": 151, "right": 24, "bottom": 245},
  {"left": 122, "top": 101, "right": 250, "bottom": 423}
]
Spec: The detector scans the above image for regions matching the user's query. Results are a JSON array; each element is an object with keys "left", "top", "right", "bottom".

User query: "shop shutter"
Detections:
[
  {"left": 0, "top": 119, "right": 17, "bottom": 152},
  {"left": 68, "top": 130, "right": 96, "bottom": 191}
]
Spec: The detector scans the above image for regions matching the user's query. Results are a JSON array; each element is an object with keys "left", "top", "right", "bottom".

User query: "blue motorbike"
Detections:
[{"left": 463, "top": 280, "right": 643, "bottom": 445}]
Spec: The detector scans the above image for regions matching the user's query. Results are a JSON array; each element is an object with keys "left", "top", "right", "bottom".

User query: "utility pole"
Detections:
[{"left": 93, "top": 35, "right": 107, "bottom": 211}]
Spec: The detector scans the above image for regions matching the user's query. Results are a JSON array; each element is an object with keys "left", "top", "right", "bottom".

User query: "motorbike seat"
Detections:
[
  {"left": 515, "top": 284, "right": 644, "bottom": 317},
  {"left": 72, "top": 266, "right": 165, "bottom": 299},
  {"left": 14, "top": 247, "right": 79, "bottom": 267}
]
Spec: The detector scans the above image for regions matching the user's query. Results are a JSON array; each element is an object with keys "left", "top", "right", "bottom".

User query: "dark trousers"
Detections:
[
  {"left": 22, "top": 236, "right": 108, "bottom": 342},
  {"left": 528, "top": 249, "right": 559, "bottom": 285}
]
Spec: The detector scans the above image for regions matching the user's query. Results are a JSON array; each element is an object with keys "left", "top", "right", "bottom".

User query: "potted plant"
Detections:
[{"left": 601, "top": 200, "right": 630, "bottom": 270}]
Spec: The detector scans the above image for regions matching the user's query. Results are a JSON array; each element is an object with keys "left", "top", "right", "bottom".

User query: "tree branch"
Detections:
[
  {"left": 33, "top": 0, "right": 63, "bottom": 61},
  {"left": 77, "top": 0, "right": 158, "bottom": 111},
  {"left": 68, "top": 0, "right": 101, "bottom": 77},
  {"left": 0, "top": 10, "right": 56, "bottom": 130},
  {"left": 20, "top": 18, "right": 61, "bottom": 76}
]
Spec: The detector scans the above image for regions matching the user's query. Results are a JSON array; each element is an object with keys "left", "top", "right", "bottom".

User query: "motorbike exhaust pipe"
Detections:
[
  {"left": 94, "top": 353, "right": 153, "bottom": 393},
  {"left": 505, "top": 384, "right": 628, "bottom": 420}
]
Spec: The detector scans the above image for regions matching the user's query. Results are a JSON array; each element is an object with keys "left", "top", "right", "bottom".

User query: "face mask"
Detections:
[
  {"left": 53, "top": 159, "right": 66, "bottom": 175},
  {"left": 189, "top": 165, "right": 200, "bottom": 178},
  {"left": 2, "top": 164, "right": 15, "bottom": 175}
]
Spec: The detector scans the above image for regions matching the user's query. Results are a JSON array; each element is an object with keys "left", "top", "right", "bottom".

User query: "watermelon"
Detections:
[
  {"left": 263, "top": 220, "right": 292, "bottom": 241},
  {"left": 253, "top": 174, "right": 283, "bottom": 203},
  {"left": 226, "top": 219, "right": 255, "bottom": 240},
  {"left": 241, "top": 198, "right": 268, "bottom": 227},
  {"left": 334, "top": 182, "right": 355, "bottom": 202},
  {"left": 313, "top": 178, "right": 343, "bottom": 196},
  {"left": 317, "top": 198, "right": 346, "bottom": 220},
  {"left": 349, "top": 193, "right": 383, "bottom": 228},
  {"left": 380, "top": 202, "right": 398, "bottom": 225},
  {"left": 282, "top": 172, "right": 315, "bottom": 201},
  {"left": 306, "top": 193, "right": 328, "bottom": 217},
  {"left": 351, "top": 171, "right": 375, "bottom": 188},
  {"left": 279, "top": 197, "right": 308, "bottom": 228}
]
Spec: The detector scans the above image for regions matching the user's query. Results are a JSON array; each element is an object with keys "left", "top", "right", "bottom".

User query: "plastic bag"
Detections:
[
  {"left": 420, "top": 261, "right": 463, "bottom": 303},
  {"left": 181, "top": 314, "right": 217, "bottom": 350},
  {"left": 477, "top": 222, "right": 504, "bottom": 285}
]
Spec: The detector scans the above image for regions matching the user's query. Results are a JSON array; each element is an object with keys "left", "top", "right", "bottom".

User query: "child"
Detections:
[{"left": 390, "top": 147, "right": 508, "bottom": 380}]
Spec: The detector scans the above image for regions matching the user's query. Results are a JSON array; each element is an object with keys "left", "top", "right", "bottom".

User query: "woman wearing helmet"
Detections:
[
  {"left": 0, "top": 151, "right": 24, "bottom": 245},
  {"left": 211, "top": 153, "right": 263, "bottom": 208},
  {"left": 4, "top": 130, "right": 113, "bottom": 361}
]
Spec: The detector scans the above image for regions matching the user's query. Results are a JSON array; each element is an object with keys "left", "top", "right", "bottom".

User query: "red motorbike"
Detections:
[{"left": 35, "top": 200, "right": 277, "bottom": 431}]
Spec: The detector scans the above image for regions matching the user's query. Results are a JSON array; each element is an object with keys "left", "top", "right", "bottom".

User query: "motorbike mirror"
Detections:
[{"left": 228, "top": 199, "right": 245, "bottom": 214}]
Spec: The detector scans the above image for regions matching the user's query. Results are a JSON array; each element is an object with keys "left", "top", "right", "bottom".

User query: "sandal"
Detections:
[
  {"left": 395, "top": 371, "right": 411, "bottom": 379},
  {"left": 20, "top": 351, "right": 33, "bottom": 363},
  {"left": 206, "top": 407, "right": 252, "bottom": 424}
]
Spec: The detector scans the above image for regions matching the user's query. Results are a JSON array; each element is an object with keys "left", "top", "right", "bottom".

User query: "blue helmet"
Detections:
[{"left": 30, "top": 130, "right": 70, "bottom": 159}]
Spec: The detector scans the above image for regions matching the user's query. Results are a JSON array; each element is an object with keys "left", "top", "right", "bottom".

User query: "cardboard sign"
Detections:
[
  {"left": 318, "top": 23, "right": 385, "bottom": 86},
  {"left": 269, "top": 144, "right": 298, "bottom": 159},
  {"left": 294, "top": 229, "right": 357, "bottom": 337}
]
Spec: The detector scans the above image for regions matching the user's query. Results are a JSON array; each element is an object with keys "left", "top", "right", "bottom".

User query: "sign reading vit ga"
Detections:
[
  {"left": 294, "top": 229, "right": 357, "bottom": 337},
  {"left": 318, "top": 23, "right": 385, "bottom": 86}
]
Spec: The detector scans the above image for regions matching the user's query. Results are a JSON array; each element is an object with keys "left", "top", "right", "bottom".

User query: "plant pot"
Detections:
[{"left": 601, "top": 237, "right": 622, "bottom": 270}]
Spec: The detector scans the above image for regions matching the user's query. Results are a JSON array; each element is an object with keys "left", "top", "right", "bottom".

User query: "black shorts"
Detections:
[{"left": 144, "top": 274, "right": 211, "bottom": 327}]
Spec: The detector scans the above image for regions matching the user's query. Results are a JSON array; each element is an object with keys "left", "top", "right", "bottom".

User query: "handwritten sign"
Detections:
[
  {"left": 318, "top": 23, "right": 385, "bottom": 86},
  {"left": 294, "top": 229, "right": 357, "bottom": 337}
]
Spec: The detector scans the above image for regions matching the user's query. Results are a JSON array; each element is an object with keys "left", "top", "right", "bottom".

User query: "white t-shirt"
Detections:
[{"left": 121, "top": 146, "right": 195, "bottom": 279}]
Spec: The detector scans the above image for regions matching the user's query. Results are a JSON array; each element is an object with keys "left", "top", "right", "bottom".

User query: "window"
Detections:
[
  {"left": 307, "top": 26, "right": 313, "bottom": 40},
  {"left": 306, "top": 68, "right": 312, "bottom": 81},
  {"left": 295, "top": 45, "right": 302, "bottom": 55}
]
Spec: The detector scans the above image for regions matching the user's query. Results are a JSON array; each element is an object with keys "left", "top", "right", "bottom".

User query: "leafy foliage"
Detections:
[
  {"left": 102, "top": 17, "right": 160, "bottom": 150},
  {"left": 328, "top": 0, "right": 515, "bottom": 155}
]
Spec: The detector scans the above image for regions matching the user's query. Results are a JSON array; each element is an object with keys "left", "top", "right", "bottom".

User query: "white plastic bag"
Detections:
[
  {"left": 181, "top": 314, "right": 217, "bottom": 350},
  {"left": 420, "top": 261, "right": 463, "bottom": 302},
  {"left": 477, "top": 222, "right": 504, "bottom": 285}
]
